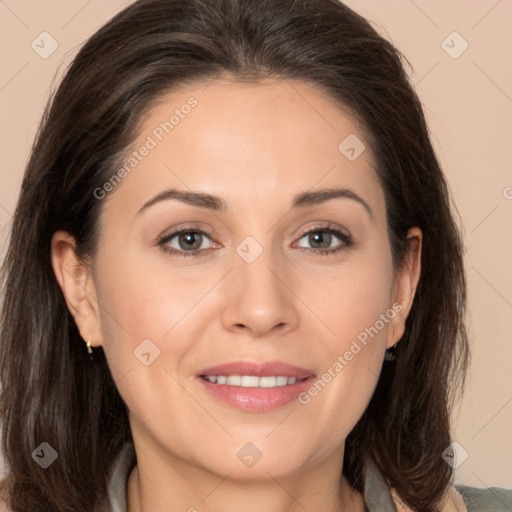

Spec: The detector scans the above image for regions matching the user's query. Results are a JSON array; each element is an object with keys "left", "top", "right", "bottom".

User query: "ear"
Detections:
[
  {"left": 386, "top": 227, "right": 422, "bottom": 348},
  {"left": 50, "top": 231, "right": 103, "bottom": 349}
]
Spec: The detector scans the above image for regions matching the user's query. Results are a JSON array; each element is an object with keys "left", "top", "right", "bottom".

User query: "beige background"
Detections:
[{"left": 1, "top": 0, "right": 511, "bottom": 489}]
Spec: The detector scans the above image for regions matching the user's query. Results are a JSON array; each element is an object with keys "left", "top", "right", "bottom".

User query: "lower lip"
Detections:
[{"left": 198, "top": 376, "right": 314, "bottom": 411}]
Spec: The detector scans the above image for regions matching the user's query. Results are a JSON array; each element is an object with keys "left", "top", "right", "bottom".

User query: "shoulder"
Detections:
[
  {"left": 390, "top": 485, "right": 512, "bottom": 512},
  {"left": 107, "top": 441, "right": 137, "bottom": 512},
  {"left": 456, "top": 484, "right": 512, "bottom": 512}
]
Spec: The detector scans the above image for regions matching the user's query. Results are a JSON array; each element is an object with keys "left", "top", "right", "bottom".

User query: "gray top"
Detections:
[{"left": 107, "top": 441, "right": 512, "bottom": 512}]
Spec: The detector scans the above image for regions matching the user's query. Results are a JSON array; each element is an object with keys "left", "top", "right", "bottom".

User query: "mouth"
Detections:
[{"left": 196, "top": 360, "right": 315, "bottom": 411}]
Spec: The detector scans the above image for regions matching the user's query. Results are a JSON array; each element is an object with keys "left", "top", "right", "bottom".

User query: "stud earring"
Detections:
[
  {"left": 384, "top": 342, "right": 398, "bottom": 361},
  {"left": 86, "top": 339, "right": 93, "bottom": 354}
]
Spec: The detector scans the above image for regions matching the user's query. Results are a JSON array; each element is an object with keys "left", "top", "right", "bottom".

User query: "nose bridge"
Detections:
[
  {"left": 237, "top": 238, "right": 281, "bottom": 292},
  {"left": 235, "top": 234, "right": 287, "bottom": 307},
  {"left": 220, "top": 232, "right": 299, "bottom": 336}
]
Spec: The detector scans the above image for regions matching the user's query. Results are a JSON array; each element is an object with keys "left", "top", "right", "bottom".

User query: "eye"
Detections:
[
  {"left": 294, "top": 226, "right": 352, "bottom": 255},
  {"left": 157, "top": 227, "right": 216, "bottom": 258},
  {"left": 157, "top": 224, "right": 352, "bottom": 258}
]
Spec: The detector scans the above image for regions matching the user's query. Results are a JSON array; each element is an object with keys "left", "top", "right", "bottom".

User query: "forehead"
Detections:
[{"left": 102, "top": 78, "right": 385, "bottom": 222}]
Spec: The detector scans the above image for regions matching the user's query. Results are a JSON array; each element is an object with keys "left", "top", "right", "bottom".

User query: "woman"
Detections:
[{"left": 0, "top": 0, "right": 510, "bottom": 510}]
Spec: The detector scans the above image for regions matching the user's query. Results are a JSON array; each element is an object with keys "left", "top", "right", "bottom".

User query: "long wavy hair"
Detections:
[{"left": 0, "top": 0, "right": 469, "bottom": 510}]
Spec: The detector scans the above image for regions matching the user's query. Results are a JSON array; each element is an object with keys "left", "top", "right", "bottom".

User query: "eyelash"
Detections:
[{"left": 157, "top": 224, "right": 353, "bottom": 258}]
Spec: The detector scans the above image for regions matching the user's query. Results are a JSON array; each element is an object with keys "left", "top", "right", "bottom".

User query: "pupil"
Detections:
[
  {"left": 310, "top": 231, "right": 331, "bottom": 249},
  {"left": 179, "top": 233, "right": 201, "bottom": 250}
]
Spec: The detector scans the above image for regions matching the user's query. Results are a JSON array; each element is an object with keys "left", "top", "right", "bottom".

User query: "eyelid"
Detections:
[
  {"left": 294, "top": 221, "right": 351, "bottom": 239},
  {"left": 158, "top": 223, "right": 216, "bottom": 241}
]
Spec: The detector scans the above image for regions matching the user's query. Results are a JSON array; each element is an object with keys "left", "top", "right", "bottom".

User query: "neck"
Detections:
[{"left": 127, "top": 455, "right": 365, "bottom": 512}]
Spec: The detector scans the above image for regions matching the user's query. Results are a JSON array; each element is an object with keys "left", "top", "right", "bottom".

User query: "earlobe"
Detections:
[
  {"left": 50, "top": 231, "right": 103, "bottom": 348},
  {"left": 386, "top": 227, "right": 422, "bottom": 348}
]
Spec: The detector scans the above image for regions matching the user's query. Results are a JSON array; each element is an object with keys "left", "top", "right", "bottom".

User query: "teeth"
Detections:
[
  {"left": 203, "top": 375, "right": 301, "bottom": 388},
  {"left": 241, "top": 375, "right": 260, "bottom": 387}
]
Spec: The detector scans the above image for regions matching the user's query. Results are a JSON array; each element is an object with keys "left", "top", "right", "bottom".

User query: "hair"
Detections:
[{"left": 0, "top": 0, "right": 469, "bottom": 510}]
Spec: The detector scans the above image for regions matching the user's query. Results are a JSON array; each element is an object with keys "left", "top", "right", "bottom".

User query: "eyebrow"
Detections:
[{"left": 135, "top": 187, "right": 373, "bottom": 219}]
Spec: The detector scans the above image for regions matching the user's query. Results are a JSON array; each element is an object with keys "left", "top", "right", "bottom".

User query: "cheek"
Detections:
[
  {"left": 94, "top": 259, "right": 195, "bottom": 440},
  {"left": 317, "top": 250, "right": 395, "bottom": 345},
  {"left": 93, "top": 246, "right": 195, "bottom": 381},
  {"left": 93, "top": 244, "right": 226, "bottom": 422},
  {"left": 297, "top": 249, "right": 394, "bottom": 434}
]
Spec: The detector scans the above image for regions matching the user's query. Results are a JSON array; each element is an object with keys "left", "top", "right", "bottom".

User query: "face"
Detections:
[{"left": 53, "top": 78, "right": 421, "bottom": 482}]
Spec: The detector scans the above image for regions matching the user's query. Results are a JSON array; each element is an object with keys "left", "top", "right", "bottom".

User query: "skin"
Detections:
[{"left": 51, "top": 79, "right": 422, "bottom": 512}]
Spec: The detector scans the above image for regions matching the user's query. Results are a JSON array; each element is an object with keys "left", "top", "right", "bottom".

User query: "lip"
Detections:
[
  {"left": 197, "top": 360, "right": 315, "bottom": 379},
  {"left": 196, "top": 360, "right": 316, "bottom": 412}
]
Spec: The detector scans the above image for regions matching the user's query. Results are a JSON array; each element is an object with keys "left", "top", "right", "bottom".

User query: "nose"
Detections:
[{"left": 220, "top": 246, "right": 300, "bottom": 338}]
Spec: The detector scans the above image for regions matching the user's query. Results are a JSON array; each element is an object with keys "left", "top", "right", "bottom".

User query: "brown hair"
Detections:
[{"left": 0, "top": 0, "right": 469, "bottom": 510}]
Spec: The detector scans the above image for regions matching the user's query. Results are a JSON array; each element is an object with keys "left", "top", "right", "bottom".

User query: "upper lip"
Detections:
[{"left": 198, "top": 360, "right": 315, "bottom": 379}]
